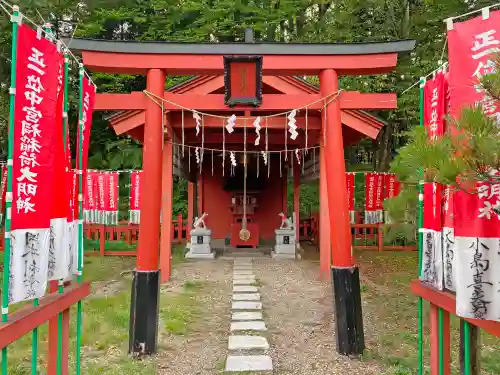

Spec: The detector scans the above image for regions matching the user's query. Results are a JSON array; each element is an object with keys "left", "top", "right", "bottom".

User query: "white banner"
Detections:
[
  {"left": 456, "top": 236, "right": 500, "bottom": 321},
  {"left": 9, "top": 229, "right": 50, "bottom": 304}
]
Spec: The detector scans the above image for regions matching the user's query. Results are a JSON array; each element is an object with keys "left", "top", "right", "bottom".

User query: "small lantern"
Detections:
[{"left": 224, "top": 56, "right": 263, "bottom": 107}]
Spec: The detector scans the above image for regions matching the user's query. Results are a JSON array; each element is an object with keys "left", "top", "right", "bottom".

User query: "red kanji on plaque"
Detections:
[{"left": 224, "top": 56, "right": 263, "bottom": 107}]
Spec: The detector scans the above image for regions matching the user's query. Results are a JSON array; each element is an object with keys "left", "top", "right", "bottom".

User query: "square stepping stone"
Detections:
[
  {"left": 225, "top": 355, "right": 273, "bottom": 372},
  {"left": 232, "top": 301, "right": 262, "bottom": 310},
  {"left": 233, "top": 285, "right": 259, "bottom": 293},
  {"left": 233, "top": 279, "right": 256, "bottom": 285},
  {"left": 230, "top": 321, "right": 267, "bottom": 332},
  {"left": 233, "top": 274, "right": 255, "bottom": 280},
  {"left": 232, "top": 311, "right": 263, "bottom": 321},
  {"left": 233, "top": 266, "right": 252, "bottom": 271},
  {"left": 233, "top": 270, "right": 254, "bottom": 275},
  {"left": 228, "top": 335, "right": 269, "bottom": 350},
  {"left": 233, "top": 293, "right": 260, "bottom": 301}
]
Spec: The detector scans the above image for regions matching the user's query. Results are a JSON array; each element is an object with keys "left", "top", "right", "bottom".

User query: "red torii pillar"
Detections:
[
  {"left": 319, "top": 143, "right": 331, "bottom": 280},
  {"left": 320, "top": 69, "right": 364, "bottom": 355},
  {"left": 160, "top": 136, "right": 174, "bottom": 283},
  {"left": 293, "top": 161, "right": 300, "bottom": 243},
  {"left": 187, "top": 182, "right": 195, "bottom": 241},
  {"left": 129, "top": 68, "right": 165, "bottom": 354}
]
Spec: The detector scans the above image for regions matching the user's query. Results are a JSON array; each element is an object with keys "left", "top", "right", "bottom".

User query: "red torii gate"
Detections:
[{"left": 69, "top": 34, "right": 415, "bottom": 357}]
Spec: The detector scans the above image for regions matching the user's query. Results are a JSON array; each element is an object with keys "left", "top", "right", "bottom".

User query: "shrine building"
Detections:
[{"left": 68, "top": 31, "right": 415, "bottom": 357}]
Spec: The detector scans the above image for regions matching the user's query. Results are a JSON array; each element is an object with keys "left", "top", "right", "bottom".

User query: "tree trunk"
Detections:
[{"left": 375, "top": 121, "right": 394, "bottom": 172}]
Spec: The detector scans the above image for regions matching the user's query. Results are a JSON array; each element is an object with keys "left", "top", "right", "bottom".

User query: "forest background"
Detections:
[{"left": 0, "top": 0, "right": 495, "bottom": 218}]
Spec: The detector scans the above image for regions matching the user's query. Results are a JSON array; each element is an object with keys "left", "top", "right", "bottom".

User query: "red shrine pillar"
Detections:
[
  {"left": 129, "top": 68, "right": 165, "bottom": 355},
  {"left": 282, "top": 168, "right": 288, "bottom": 214},
  {"left": 160, "top": 135, "right": 174, "bottom": 283},
  {"left": 319, "top": 143, "right": 331, "bottom": 280},
  {"left": 293, "top": 161, "right": 300, "bottom": 244},
  {"left": 319, "top": 69, "right": 364, "bottom": 355},
  {"left": 187, "top": 182, "right": 195, "bottom": 241},
  {"left": 197, "top": 174, "right": 203, "bottom": 216}
]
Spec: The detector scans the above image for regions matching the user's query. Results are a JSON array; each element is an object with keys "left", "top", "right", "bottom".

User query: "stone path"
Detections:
[{"left": 225, "top": 258, "right": 273, "bottom": 373}]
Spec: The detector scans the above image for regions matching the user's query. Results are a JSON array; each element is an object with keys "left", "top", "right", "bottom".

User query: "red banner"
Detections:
[
  {"left": 365, "top": 172, "right": 377, "bottom": 212},
  {"left": 448, "top": 10, "right": 500, "bottom": 124},
  {"left": 67, "top": 169, "right": 77, "bottom": 222},
  {"left": 423, "top": 183, "right": 443, "bottom": 231},
  {"left": 424, "top": 71, "right": 446, "bottom": 139},
  {"left": 454, "top": 182, "right": 500, "bottom": 238},
  {"left": 11, "top": 25, "right": 62, "bottom": 230},
  {"left": 97, "top": 172, "right": 107, "bottom": 223},
  {"left": 107, "top": 172, "right": 119, "bottom": 224},
  {"left": 84, "top": 171, "right": 95, "bottom": 211},
  {"left": 130, "top": 171, "right": 142, "bottom": 210},
  {"left": 77, "top": 76, "right": 95, "bottom": 175},
  {"left": 50, "top": 57, "right": 67, "bottom": 221},
  {"left": 383, "top": 173, "right": 400, "bottom": 200},
  {"left": 0, "top": 165, "right": 7, "bottom": 220},
  {"left": 375, "top": 173, "right": 384, "bottom": 211},
  {"left": 346, "top": 172, "right": 354, "bottom": 211}
]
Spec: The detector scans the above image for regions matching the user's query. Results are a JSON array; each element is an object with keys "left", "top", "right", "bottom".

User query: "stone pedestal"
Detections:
[
  {"left": 185, "top": 228, "right": 215, "bottom": 259},
  {"left": 272, "top": 228, "right": 296, "bottom": 260}
]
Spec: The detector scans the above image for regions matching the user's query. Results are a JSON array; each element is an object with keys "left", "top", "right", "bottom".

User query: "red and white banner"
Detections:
[
  {"left": 0, "top": 165, "right": 7, "bottom": 225},
  {"left": 364, "top": 173, "right": 383, "bottom": 224},
  {"left": 76, "top": 76, "right": 95, "bottom": 176},
  {"left": 97, "top": 171, "right": 107, "bottom": 224},
  {"left": 448, "top": 10, "right": 500, "bottom": 126},
  {"left": 442, "top": 186, "right": 456, "bottom": 291},
  {"left": 48, "top": 55, "right": 69, "bottom": 281},
  {"left": 424, "top": 71, "right": 447, "bottom": 140},
  {"left": 383, "top": 173, "right": 400, "bottom": 223},
  {"left": 106, "top": 172, "right": 119, "bottom": 225},
  {"left": 9, "top": 25, "right": 62, "bottom": 303},
  {"left": 84, "top": 170, "right": 97, "bottom": 223},
  {"left": 454, "top": 181, "right": 500, "bottom": 321},
  {"left": 420, "top": 183, "right": 444, "bottom": 290},
  {"left": 420, "top": 71, "right": 448, "bottom": 291},
  {"left": 129, "top": 171, "right": 142, "bottom": 224},
  {"left": 346, "top": 172, "right": 355, "bottom": 224},
  {"left": 448, "top": 11, "right": 500, "bottom": 320}
]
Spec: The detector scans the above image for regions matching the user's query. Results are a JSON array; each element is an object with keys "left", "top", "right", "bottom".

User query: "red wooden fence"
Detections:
[{"left": 79, "top": 213, "right": 415, "bottom": 256}]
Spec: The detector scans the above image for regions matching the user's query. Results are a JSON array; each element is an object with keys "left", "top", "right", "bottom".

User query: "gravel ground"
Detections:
[
  {"left": 154, "top": 256, "right": 385, "bottom": 375},
  {"left": 254, "top": 258, "right": 385, "bottom": 375},
  {"left": 156, "top": 259, "right": 233, "bottom": 375}
]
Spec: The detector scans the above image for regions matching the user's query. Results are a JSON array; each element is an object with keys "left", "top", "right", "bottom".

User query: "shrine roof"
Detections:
[{"left": 68, "top": 38, "right": 415, "bottom": 56}]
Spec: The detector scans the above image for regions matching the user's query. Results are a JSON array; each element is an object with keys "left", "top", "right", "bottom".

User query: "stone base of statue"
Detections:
[
  {"left": 185, "top": 228, "right": 215, "bottom": 259},
  {"left": 272, "top": 228, "right": 296, "bottom": 260}
]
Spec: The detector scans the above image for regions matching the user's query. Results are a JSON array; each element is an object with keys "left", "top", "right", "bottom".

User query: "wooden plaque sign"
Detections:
[{"left": 224, "top": 56, "right": 263, "bottom": 107}]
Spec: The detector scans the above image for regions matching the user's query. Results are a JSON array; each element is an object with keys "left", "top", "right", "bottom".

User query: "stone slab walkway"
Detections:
[{"left": 225, "top": 258, "right": 273, "bottom": 373}]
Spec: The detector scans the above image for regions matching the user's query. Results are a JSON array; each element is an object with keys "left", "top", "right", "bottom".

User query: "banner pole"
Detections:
[
  {"left": 418, "top": 77, "right": 425, "bottom": 375},
  {"left": 54, "top": 50, "right": 70, "bottom": 375},
  {"left": 75, "top": 63, "right": 85, "bottom": 375},
  {"left": 1, "top": 6, "right": 20, "bottom": 375},
  {"left": 1, "top": 5, "right": 20, "bottom": 375}
]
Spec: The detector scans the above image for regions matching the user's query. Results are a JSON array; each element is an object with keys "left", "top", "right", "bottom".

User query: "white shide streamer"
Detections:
[
  {"left": 253, "top": 116, "right": 261, "bottom": 146},
  {"left": 226, "top": 114, "right": 236, "bottom": 133}
]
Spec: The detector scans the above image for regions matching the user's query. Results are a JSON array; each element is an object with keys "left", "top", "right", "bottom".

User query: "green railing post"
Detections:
[
  {"left": 1, "top": 6, "right": 20, "bottom": 375},
  {"left": 75, "top": 63, "right": 85, "bottom": 375},
  {"left": 418, "top": 77, "right": 425, "bottom": 375}
]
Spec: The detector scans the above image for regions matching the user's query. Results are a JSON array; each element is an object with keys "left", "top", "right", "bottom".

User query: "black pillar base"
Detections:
[
  {"left": 129, "top": 270, "right": 160, "bottom": 355},
  {"left": 331, "top": 266, "right": 365, "bottom": 355}
]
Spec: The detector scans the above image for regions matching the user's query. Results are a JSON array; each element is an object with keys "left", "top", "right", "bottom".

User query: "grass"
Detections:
[
  {"left": 0, "top": 245, "right": 198, "bottom": 375},
  {"left": 357, "top": 250, "right": 500, "bottom": 375}
]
